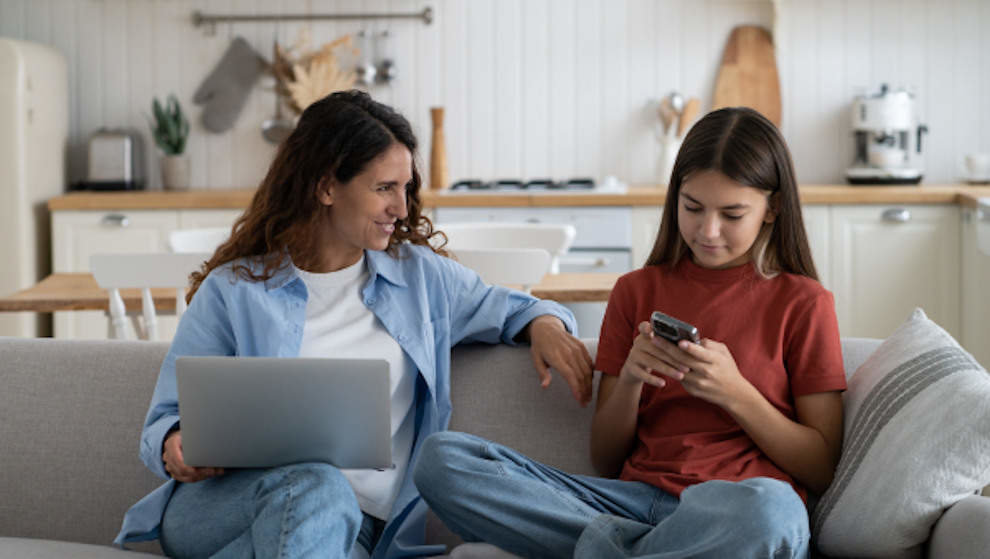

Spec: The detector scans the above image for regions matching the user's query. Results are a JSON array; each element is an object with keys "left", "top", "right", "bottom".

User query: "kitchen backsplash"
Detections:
[{"left": 1, "top": 0, "right": 987, "bottom": 189}]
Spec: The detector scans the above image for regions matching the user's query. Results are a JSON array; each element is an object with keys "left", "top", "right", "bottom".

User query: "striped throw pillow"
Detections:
[{"left": 812, "top": 309, "right": 990, "bottom": 558}]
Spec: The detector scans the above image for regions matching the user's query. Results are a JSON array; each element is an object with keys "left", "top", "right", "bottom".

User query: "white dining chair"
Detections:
[
  {"left": 449, "top": 247, "right": 552, "bottom": 293},
  {"left": 168, "top": 227, "right": 230, "bottom": 253},
  {"left": 439, "top": 222, "right": 576, "bottom": 273},
  {"left": 90, "top": 252, "right": 211, "bottom": 340}
]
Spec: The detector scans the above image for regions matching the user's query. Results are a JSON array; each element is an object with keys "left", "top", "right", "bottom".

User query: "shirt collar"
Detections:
[{"left": 261, "top": 248, "right": 409, "bottom": 291}]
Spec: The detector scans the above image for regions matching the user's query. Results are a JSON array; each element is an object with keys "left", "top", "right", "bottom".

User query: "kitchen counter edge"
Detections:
[{"left": 48, "top": 185, "right": 990, "bottom": 211}]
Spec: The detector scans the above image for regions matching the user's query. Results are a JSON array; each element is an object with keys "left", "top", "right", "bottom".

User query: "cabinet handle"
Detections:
[
  {"left": 100, "top": 214, "right": 131, "bottom": 227},
  {"left": 881, "top": 208, "right": 911, "bottom": 223}
]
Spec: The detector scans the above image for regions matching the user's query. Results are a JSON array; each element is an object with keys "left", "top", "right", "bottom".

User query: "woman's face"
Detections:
[
  {"left": 677, "top": 169, "right": 775, "bottom": 269},
  {"left": 316, "top": 142, "right": 412, "bottom": 271}
]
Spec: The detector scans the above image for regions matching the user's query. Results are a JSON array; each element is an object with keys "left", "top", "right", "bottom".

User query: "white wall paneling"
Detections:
[{"left": 1, "top": 0, "right": 987, "bottom": 190}]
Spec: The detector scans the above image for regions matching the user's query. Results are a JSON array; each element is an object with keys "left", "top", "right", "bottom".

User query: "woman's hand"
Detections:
[
  {"left": 527, "top": 315, "right": 594, "bottom": 405},
  {"left": 162, "top": 430, "right": 225, "bottom": 483}
]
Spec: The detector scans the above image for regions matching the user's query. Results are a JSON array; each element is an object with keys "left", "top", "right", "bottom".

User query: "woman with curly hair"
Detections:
[{"left": 114, "top": 90, "right": 593, "bottom": 559}]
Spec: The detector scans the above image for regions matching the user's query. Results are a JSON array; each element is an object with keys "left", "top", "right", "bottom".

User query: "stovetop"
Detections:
[{"left": 448, "top": 178, "right": 596, "bottom": 192}]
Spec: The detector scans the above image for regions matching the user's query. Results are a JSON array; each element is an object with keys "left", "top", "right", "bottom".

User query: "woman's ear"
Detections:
[{"left": 317, "top": 178, "right": 335, "bottom": 206}]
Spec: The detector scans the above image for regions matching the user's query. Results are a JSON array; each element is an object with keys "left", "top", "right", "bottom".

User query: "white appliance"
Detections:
[
  {"left": 0, "top": 38, "right": 69, "bottom": 336},
  {"left": 846, "top": 84, "right": 928, "bottom": 185}
]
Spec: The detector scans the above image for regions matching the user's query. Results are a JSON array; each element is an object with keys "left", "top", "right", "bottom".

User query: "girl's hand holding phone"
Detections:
[
  {"left": 618, "top": 321, "right": 695, "bottom": 388},
  {"left": 667, "top": 337, "right": 757, "bottom": 409}
]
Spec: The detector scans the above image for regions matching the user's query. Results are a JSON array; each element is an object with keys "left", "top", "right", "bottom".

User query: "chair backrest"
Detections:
[
  {"left": 168, "top": 227, "right": 230, "bottom": 253},
  {"left": 449, "top": 247, "right": 552, "bottom": 293},
  {"left": 439, "top": 222, "right": 576, "bottom": 273},
  {"left": 90, "top": 252, "right": 211, "bottom": 341}
]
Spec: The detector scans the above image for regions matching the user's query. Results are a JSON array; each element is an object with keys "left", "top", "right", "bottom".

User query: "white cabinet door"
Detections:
[
  {"left": 961, "top": 207, "right": 990, "bottom": 368},
  {"left": 830, "top": 205, "right": 960, "bottom": 339},
  {"left": 631, "top": 206, "right": 663, "bottom": 269},
  {"left": 178, "top": 209, "right": 244, "bottom": 229},
  {"left": 52, "top": 210, "right": 180, "bottom": 339},
  {"left": 802, "top": 206, "right": 831, "bottom": 290}
]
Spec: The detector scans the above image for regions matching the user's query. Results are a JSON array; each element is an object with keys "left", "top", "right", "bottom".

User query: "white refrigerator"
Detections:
[{"left": 0, "top": 38, "right": 69, "bottom": 337}]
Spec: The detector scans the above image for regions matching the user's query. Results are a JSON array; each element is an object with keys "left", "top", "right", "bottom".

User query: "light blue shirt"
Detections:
[{"left": 114, "top": 243, "right": 578, "bottom": 558}]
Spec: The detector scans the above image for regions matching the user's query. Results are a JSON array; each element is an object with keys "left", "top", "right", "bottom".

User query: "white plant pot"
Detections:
[{"left": 161, "top": 154, "right": 190, "bottom": 191}]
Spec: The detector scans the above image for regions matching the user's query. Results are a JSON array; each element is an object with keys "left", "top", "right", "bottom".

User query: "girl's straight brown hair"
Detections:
[{"left": 645, "top": 107, "right": 818, "bottom": 281}]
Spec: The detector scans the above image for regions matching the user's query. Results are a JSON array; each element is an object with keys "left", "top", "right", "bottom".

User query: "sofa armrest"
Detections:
[{"left": 927, "top": 495, "right": 990, "bottom": 559}]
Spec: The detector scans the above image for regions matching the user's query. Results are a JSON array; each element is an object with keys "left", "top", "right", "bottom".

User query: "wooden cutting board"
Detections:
[{"left": 712, "top": 25, "right": 781, "bottom": 127}]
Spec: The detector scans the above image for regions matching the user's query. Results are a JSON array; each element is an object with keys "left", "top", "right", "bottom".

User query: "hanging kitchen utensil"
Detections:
[
  {"left": 355, "top": 30, "right": 377, "bottom": 86},
  {"left": 261, "top": 40, "right": 295, "bottom": 144},
  {"left": 712, "top": 25, "right": 781, "bottom": 127},
  {"left": 375, "top": 30, "right": 397, "bottom": 84}
]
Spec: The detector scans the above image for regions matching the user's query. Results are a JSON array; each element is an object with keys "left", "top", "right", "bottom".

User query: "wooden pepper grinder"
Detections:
[{"left": 429, "top": 107, "right": 449, "bottom": 190}]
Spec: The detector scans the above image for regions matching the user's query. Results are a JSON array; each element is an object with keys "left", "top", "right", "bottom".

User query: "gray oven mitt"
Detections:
[{"left": 193, "top": 36, "right": 265, "bottom": 133}]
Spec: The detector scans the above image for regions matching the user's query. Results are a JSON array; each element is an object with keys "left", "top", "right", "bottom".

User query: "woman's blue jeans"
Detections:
[
  {"left": 414, "top": 432, "right": 809, "bottom": 559},
  {"left": 160, "top": 462, "right": 384, "bottom": 559}
]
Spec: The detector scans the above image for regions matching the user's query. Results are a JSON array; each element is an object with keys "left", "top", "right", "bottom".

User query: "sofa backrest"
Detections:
[
  {"left": 0, "top": 337, "right": 169, "bottom": 551},
  {"left": 0, "top": 336, "right": 880, "bottom": 551}
]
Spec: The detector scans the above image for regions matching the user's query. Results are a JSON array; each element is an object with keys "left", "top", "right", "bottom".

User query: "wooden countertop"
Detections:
[
  {"left": 47, "top": 184, "right": 990, "bottom": 211},
  {"left": 0, "top": 272, "right": 620, "bottom": 312}
]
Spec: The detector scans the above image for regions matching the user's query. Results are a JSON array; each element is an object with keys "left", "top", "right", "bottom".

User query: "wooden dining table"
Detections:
[{"left": 0, "top": 272, "right": 621, "bottom": 313}]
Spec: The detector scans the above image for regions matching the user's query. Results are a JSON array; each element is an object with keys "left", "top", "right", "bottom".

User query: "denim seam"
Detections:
[{"left": 278, "top": 470, "right": 297, "bottom": 559}]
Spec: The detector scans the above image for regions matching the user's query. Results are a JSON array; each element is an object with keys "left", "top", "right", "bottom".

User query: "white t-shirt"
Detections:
[{"left": 294, "top": 255, "right": 416, "bottom": 520}]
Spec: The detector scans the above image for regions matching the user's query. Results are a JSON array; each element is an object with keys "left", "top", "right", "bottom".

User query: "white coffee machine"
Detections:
[{"left": 846, "top": 84, "right": 928, "bottom": 185}]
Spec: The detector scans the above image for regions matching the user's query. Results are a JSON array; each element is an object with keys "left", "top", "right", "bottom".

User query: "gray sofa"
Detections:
[{"left": 1, "top": 337, "right": 988, "bottom": 558}]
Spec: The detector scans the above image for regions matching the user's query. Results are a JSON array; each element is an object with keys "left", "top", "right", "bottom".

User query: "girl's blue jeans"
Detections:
[
  {"left": 414, "top": 431, "right": 810, "bottom": 559},
  {"left": 160, "top": 462, "right": 384, "bottom": 559}
]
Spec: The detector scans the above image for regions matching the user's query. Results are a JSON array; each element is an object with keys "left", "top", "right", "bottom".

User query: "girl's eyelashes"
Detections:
[{"left": 684, "top": 205, "right": 702, "bottom": 213}]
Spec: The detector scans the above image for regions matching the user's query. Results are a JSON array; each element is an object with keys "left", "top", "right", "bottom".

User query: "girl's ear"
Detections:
[
  {"left": 317, "top": 178, "right": 334, "bottom": 207},
  {"left": 764, "top": 193, "right": 779, "bottom": 224}
]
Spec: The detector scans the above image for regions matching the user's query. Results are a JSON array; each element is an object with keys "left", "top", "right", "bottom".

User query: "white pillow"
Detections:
[{"left": 812, "top": 308, "right": 990, "bottom": 558}]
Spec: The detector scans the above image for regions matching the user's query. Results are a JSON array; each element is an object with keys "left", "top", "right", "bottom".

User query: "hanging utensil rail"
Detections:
[{"left": 192, "top": 6, "right": 433, "bottom": 34}]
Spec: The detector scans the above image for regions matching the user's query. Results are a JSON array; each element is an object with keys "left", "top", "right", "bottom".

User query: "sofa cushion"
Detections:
[{"left": 812, "top": 309, "right": 990, "bottom": 558}]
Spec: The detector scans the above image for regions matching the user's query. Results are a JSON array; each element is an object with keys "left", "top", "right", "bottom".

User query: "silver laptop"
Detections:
[{"left": 175, "top": 356, "right": 392, "bottom": 470}]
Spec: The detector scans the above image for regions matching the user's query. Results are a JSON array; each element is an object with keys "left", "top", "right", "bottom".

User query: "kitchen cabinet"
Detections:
[
  {"left": 50, "top": 209, "right": 241, "bottom": 339},
  {"left": 802, "top": 206, "right": 832, "bottom": 290},
  {"left": 961, "top": 205, "right": 990, "bottom": 368},
  {"left": 52, "top": 210, "right": 179, "bottom": 339},
  {"left": 829, "top": 205, "right": 960, "bottom": 340},
  {"left": 631, "top": 206, "right": 662, "bottom": 268}
]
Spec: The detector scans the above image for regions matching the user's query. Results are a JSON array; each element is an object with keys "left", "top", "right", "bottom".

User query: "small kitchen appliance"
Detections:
[
  {"left": 80, "top": 128, "right": 145, "bottom": 190},
  {"left": 846, "top": 84, "right": 928, "bottom": 185}
]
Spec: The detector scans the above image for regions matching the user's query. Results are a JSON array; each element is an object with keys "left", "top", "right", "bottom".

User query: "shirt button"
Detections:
[
  {"left": 366, "top": 298, "right": 376, "bottom": 306},
  {"left": 397, "top": 334, "right": 406, "bottom": 342}
]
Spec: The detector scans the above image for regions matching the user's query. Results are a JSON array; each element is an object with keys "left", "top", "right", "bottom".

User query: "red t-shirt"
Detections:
[{"left": 595, "top": 257, "right": 847, "bottom": 500}]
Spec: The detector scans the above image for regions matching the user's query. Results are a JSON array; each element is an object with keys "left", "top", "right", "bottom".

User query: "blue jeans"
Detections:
[
  {"left": 414, "top": 432, "right": 809, "bottom": 559},
  {"left": 160, "top": 462, "right": 385, "bottom": 559}
]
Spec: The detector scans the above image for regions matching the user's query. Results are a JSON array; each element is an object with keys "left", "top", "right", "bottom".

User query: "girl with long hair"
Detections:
[
  {"left": 114, "top": 90, "right": 593, "bottom": 559},
  {"left": 415, "top": 107, "right": 846, "bottom": 559}
]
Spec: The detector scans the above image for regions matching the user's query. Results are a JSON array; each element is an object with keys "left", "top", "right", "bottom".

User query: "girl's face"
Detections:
[
  {"left": 314, "top": 142, "right": 412, "bottom": 271},
  {"left": 677, "top": 169, "right": 775, "bottom": 269}
]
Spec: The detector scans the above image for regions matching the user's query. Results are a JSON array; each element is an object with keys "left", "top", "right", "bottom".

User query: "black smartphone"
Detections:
[{"left": 650, "top": 311, "right": 701, "bottom": 344}]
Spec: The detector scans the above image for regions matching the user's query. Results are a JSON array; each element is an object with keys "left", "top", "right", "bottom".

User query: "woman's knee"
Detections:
[
  {"left": 259, "top": 462, "right": 359, "bottom": 511},
  {"left": 413, "top": 431, "right": 482, "bottom": 498}
]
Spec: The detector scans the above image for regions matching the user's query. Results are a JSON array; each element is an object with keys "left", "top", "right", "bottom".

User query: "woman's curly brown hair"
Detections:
[{"left": 187, "top": 90, "right": 447, "bottom": 302}]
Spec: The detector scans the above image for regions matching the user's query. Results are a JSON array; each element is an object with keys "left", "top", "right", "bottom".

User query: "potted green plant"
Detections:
[{"left": 151, "top": 94, "right": 190, "bottom": 190}]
